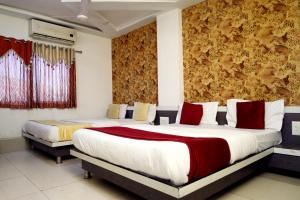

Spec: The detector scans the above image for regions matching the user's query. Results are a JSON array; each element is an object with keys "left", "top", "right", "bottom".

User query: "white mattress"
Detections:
[
  {"left": 24, "top": 119, "right": 148, "bottom": 143},
  {"left": 72, "top": 124, "right": 281, "bottom": 185}
]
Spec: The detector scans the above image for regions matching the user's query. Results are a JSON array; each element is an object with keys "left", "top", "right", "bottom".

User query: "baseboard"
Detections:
[{"left": 0, "top": 137, "right": 29, "bottom": 153}]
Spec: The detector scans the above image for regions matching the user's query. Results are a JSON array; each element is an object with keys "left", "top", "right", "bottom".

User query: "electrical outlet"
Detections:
[
  {"left": 292, "top": 121, "right": 300, "bottom": 135},
  {"left": 160, "top": 117, "right": 169, "bottom": 125}
]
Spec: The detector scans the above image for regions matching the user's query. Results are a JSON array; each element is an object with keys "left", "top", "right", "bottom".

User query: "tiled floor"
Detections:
[{"left": 0, "top": 150, "right": 300, "bottom": 200}]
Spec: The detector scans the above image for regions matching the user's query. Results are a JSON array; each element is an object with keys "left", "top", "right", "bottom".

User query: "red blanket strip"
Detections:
[{"left": 87, "top": 127, "right": 231, "bottom": 183}]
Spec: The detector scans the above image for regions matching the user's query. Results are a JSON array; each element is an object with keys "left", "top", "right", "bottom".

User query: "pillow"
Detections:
[
  {"left": 107, "top": 104, "right": 120, "bottom": 119},
  {"left": 147, "top": 104, "right": 156, "bottom": 122},
  {"left": 133, "top": 102, "right": 150, "bottom": 121},
  {"left": 119, "top": 104, "right": 128, "bottom": 119},
  {"left": 180, "top": 102, "right": 203, "bottom": 125},
  {"left": 226, "top": 99, "right": 248, "bottom": 127},
  {"left": 236, "top": 101, "right": 265, "bottom": 129},
  {"left": 226, "top": 99, "right": 284, "bottom": 131},
  {"left": 176, "top": 102, "right": 219, "bottom": 125},
  {"left": 265, "top": 99, "right": 284, "bottom": 131}
]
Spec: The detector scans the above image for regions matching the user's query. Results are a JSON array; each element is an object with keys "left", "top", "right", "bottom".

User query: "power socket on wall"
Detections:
[{"left": 292, "top": 121, "right": 300, "bottom": 136}]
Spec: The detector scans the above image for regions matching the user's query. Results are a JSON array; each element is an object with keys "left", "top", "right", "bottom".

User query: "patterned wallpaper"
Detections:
[
  {"left": 182, "top": 0, "right": 300, "bottom": 105},
  {"left": 112, "top": 22, "right": 158, "bottom": 105}
]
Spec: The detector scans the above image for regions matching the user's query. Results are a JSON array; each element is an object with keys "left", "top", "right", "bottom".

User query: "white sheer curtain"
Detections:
[
  {"left": 31, "top": 54, "right": 76, "bottom": 108},
  {"left": 0, "top": 49, "right": 31, "bottom": 108}
]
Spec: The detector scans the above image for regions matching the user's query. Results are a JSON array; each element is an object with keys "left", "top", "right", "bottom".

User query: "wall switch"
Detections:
[
  {"left": 160, "top": 117, "right": 169, "bottom": 125},
  {"left": 292, "top": 121, "right": 300, "bottom": 135}
]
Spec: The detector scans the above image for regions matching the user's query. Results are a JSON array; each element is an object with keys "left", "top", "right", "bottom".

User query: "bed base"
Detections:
[
  {"left": 23, "top": 132, "right": 73, "bottom": 164},
  {"left": 71, "top": 148, "right": 273, "bottom": 200}
]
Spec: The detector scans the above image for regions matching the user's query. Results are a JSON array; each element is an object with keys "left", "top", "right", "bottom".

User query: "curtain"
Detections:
[
  {"left": 0, "top": 36, "right": 32, "bottom": 108},
  {"left": 32, "top": 42, "right": 76, "bottom": 108}
]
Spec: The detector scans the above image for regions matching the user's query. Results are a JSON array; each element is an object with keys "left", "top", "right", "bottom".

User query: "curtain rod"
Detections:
[
  {"left": 3, "top": 38, "right": 83, "bottom": 54},
  {"left": 3, "top": 38, "right": 24, "bottom": 43}
]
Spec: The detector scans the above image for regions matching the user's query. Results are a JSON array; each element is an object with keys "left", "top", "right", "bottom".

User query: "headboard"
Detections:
[{"left": 125, "top": 109, "right": 300, "bottom": 146}]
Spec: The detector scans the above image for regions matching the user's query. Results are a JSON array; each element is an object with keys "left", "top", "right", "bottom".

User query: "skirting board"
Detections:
[
  {"left": 71, "top": 148, "right": 273, "bottom": 199},
  {"left": 22, "top": 132, "right": 73, "bottom": 147},
  {"left": 0, "top": 137, "right": 28, "bottom": 153}
]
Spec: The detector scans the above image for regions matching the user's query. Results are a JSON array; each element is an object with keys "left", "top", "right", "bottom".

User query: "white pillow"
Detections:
[
  {"left": 176, "top": 102, "right": 219, "bottom": 125},
  {"left": 265, "top": 100, "right": 284, "bottom": 131},
  {"left": 133, "top": 102, "right": 156, "bottom": 122},
  {"left": 226, "top": 99, "right": 248, "bottom": 127},
  {"left": 119, "top": 104, "right": 128, "bottom": 119},
  {"left": 147, "top": 104, "right": 156, "bottom": 122},
  {"left": 226, "top": 99, "right": 284, "bottom": 131}
]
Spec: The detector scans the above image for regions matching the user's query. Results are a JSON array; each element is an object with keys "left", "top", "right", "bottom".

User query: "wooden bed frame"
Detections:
[
  {"left": 23, "top": 132, "right": 73, "bottom": 164},
  {"left": 71, "top": 148, "right": 273, "bottom": 200}
]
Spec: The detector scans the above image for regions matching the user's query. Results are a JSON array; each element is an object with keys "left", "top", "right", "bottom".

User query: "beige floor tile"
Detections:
[
  {"left": 212, "top": 193, "right": 250, "bottom": 200},
  {"left": 44, "top": 179, "right": 141, "bottom": 200},
  {"left": 229, "top": 175, "right": 300, "bottom": 200},
  {"left": 2, "top": 150, "right": 300, "bottom": 200},
  {"left": 0, "top": 156, "right": 22, "bottom": 181},
  {"left": 4, "top": 151, "right": 83, "bottom": 190},
  {"left": 0, "top": 176, "right": 39, "bottom": 200},
  {"left": 260, "top": 172, "right": 300, "bottom": 186},
  {"left": 14, "top": 192, "right": 48, "bottom": 200}
]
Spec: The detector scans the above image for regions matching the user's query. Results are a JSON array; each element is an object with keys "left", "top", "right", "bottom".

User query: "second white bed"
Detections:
[
  {"left": 24, "top": 119, "right": 149, "bottom": 143},
  {"left": 72, "top": 124, "right": 281, "bottom": 186}
]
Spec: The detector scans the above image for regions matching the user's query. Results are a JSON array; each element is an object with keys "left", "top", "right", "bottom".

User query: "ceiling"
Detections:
[{"left": 0, "top": 0, "right": 203, "bottom": 38}]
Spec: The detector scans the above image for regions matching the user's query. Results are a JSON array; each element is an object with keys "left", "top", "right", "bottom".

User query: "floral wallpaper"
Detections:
[
  {"left": 112, "top": 22, "right": 158, "bottom": 105},
  {"left": 182, "top": 0, "right": 300, "bottom": 105}
]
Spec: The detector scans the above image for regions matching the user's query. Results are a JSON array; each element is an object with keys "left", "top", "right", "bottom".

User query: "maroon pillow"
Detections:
[
  {"left": 236, "top": 101, "right": 265, "bottom": 129},
  {"left": 180, "top": 102, "right": 203, "bottom": 125}
]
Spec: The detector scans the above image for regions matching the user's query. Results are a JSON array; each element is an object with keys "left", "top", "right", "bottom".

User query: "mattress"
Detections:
[
  {"left": 24, "top": 119, "right": 148, "bottom": 143},
  {"left": 72, "top": 124, "right": 281, "bottom": 185}
]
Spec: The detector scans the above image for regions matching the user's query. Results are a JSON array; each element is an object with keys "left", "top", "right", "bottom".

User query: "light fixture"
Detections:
[
  {"left": 77, "top": 13, "right": 88, "bottom": 20},
  {"left": 77, "top": 0, "right": 89, "bottom": 20}
]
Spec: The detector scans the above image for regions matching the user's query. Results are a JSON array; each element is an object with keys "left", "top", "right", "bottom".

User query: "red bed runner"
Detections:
[{"left": 87, "top": 127, "right": 231, "bottom": 183}]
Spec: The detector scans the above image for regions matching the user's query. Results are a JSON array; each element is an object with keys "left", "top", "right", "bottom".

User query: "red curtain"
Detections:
[
  {"left": 0, "top": 36, "right": 76, "bottom": 109},
  {"left": 0, "top": 36, "right": 32, "bottom": 108},
  {"left": 0, "top": 36, "right": 32, "bottom": 65}
]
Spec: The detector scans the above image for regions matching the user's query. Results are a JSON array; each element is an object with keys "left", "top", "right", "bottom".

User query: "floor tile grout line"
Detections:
[
  {"left": 2, "top": 152, "right": 48, "bottom": 200},
  {"left": 3, "top": 150, "right": 85, "bottom": 195}
]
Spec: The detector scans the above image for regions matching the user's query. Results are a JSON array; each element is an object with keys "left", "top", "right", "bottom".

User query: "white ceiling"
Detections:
[{"left": 0, "top": 0, "right": 203, "bottom": 38}]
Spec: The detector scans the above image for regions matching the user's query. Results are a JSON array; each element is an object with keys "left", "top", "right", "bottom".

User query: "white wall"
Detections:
[
  {"left": 0, "top": 13, "right": 112, "bottom": 139},
  {"left": 156, "top": 9, "right": 184, "bottom": 107}
]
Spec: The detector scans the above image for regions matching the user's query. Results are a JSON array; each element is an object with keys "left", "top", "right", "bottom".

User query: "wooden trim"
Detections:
[
  {"left": 274, "top": 147, "right": 300, "bottom": 157},
  {"left": 23, "top": 132, "right": 73, "bottom": 147},
  {"left": 71, "top": 148, "right": 273, "bottom": 199}
]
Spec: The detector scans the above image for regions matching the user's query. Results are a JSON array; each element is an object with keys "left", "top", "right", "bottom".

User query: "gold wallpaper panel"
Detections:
[
  {"left": 112, "top": 22, "right": 158, "bottom": 105},
  {"left": 182, "top": 0, "right": 300, "bottom": 105}
]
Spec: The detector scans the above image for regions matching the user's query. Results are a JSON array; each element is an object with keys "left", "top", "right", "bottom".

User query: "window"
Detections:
[
  {"left": 31, "top": 55, "right": 76, "bottom": 108},
  {"left": 0, "top": 36, "right": 32, "bottom": 108},
  {"left": 0, "top": 36, "right": 76, "bottom": 109}
]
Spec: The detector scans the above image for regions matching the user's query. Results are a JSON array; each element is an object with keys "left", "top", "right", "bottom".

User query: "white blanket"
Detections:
[
  {"left": 24, "top": 119, "right": 148, "bottom": 142},
  {"left": 72, "top": 124, "right": 276, "bottom": 185}
]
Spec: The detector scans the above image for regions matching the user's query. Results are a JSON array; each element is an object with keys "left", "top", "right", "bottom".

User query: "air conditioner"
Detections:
[{"left": 30, "top": 19, "right": 76, "bottom": 45}]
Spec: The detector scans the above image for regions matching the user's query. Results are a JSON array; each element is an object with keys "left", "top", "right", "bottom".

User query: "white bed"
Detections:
[
  {"left": 72, "top": 124, "right": 282, "bottom": 186},
  {"left": 24, "top": 118, "right": 149, "bottom": 143}
]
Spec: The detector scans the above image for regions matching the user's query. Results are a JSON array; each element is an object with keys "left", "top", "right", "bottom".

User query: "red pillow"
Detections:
[
  {"left": 236, "top": 101, "right": 265, "bottom": 129},
  {"left": 180, "top": 102, "right": 203, "bottom": 125}
]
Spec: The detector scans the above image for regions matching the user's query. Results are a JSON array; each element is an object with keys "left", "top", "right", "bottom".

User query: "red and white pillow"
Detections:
[
  {"left": 226, "top": 99, "right": 284, "bottom": 131},
  {"left": 176, "top": 101, "right": 219, "bottom": 125}
]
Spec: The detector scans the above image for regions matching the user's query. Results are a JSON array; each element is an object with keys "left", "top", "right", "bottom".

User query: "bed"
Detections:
[
  {"left": 71, "top": 123, "right": 282, "bottom": 199},
  {"left": 23, "top": 118, "right": 150, "bottom": 163}
]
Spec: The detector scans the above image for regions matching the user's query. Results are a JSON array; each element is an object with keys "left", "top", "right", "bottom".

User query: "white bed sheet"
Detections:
[
  {"left": 72, "top": 124, "right": 281, "bottom": 185},
  {"left": 24, "top": 119, "right": 148, "bottom": 143}
]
